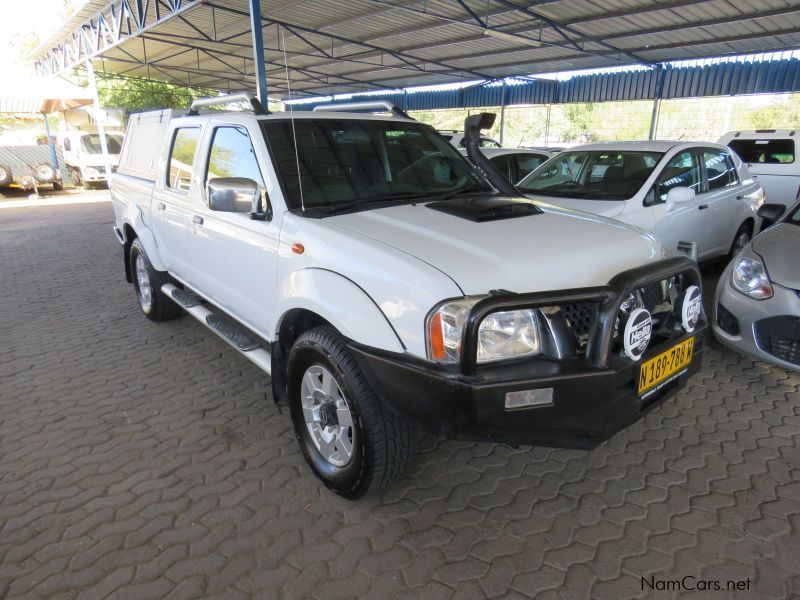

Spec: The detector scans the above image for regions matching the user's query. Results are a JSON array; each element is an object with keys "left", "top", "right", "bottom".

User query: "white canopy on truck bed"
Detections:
[{"left": 117, "top": 109, "right": 180, "bottom": 181}]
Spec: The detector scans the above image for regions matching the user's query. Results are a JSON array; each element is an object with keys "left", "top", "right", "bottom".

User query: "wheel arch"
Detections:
[{"left": 270, "top": 269, "right": 406, "bottom": 405}]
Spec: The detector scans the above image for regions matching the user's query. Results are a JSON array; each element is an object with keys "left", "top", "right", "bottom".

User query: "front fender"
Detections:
[{"left": 276, "top": 268, "right": 405, "bottom": 353}]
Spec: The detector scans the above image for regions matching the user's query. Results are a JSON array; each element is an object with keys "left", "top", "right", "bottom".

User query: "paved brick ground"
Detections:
[{"left": 1, "top": 199, "right": 799, "bottom": 599}]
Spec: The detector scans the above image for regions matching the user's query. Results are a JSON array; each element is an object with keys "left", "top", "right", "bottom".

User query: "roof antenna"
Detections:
[{"left": 280, "top": 27, "right": 305, "bottom": 212}]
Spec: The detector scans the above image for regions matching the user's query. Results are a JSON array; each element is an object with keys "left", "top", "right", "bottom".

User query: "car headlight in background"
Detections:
[
  {"left": 427, "top": 298, "right": 541, "bottom": 364},
  {"left": 731, "top": 255, "right": 773, "bottom": 299}
]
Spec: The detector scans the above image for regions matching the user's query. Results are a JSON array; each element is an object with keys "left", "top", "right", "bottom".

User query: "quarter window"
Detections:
[
  {"left": 703, "top": 150, "right": 738, "bottom": 191},
  {"left": 167, "top": 128, "right": 200, "bottom": 191},
  {"left": 206, "top": 126, "right": 264, "bottom": 186}
]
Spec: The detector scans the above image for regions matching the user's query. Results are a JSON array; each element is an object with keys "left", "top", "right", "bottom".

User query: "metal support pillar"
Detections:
[
  {"left": 649, "top": 65, "right": 664, "bottom": 141},
  {"left": 85, "top": 59, "right": 113, "bottom": 185},
  {"left": 499, "top": 81, "right": 507, "bottom": 146},
  {"left": 648, "top": 98, "right": 661, "bottom": 140},
  {"left": 249, "top": 0, "right": 268, "bottom": 102},
  {"left": 544, "top": 104, "right": 551, "bottom": 145},
  {"left": 42, "top": 113, "right": 59, "bottom": 173}
]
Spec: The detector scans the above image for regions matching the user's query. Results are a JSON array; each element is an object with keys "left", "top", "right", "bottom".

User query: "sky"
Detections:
[{"left": 0, "top": 0, "right": 80, "bottom": 74}]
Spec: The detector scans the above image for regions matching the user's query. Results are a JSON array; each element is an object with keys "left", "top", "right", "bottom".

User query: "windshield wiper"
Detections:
[{"left": 317, "top": 192, "right": 435, "bottom": 215}]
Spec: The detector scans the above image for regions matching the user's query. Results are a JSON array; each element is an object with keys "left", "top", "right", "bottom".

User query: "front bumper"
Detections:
[
  {"left": 713, "top": 264, "right": 800, "bottom": 372},
  {"left": 351, "top": 332, "right": 704, "bottom": 449},
  {"left": 353, "top": 256, "right": 706, "bottom": 449}
]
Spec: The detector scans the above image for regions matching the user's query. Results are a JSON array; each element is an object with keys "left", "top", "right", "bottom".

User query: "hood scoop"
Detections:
[{"left": 427, "top": 196, "right": 542, "bottom": 222}]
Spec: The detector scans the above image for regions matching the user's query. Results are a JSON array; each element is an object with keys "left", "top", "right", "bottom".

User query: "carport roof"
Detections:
[{"left": 30, "top": 0, "right": 800, "bottom": 99}]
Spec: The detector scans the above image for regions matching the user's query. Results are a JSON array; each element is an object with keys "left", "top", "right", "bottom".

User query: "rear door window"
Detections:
[
  {"left": 702, "top": 149, "right": 739, "bottom": 191},
  {"left": 515, "top": 153, "right": 548, "bottom": 179},
  {"left": 489, "top": 155, "right": 515, "bottom": 182},
  {"left": 728, "top": 139, "right": 795, "bottom": 164},
  {"left": 167, "top": 128, "right": 201, "bottom": 191}
]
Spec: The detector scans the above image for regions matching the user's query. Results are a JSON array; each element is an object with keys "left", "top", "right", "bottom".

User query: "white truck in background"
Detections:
[
  {"left": 60, "top": 107, "right": 125, "bottom": 188},
  {"left": 719, "top": 129, "right": 800, "bottom": 215}
]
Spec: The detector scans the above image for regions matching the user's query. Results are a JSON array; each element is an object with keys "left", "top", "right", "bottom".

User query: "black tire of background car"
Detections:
[
  {"left": 52, "top": 181, "right": 63, "bottom": 191},
  {"left": 34, "top": 163, "right": 55, "bottom": 183},
  {"left": 70, "top": 167, "right": 84, "bottom": 189},
  {"left": 287, "top": 325, "right": 416, "bottom": 499},
  {"left": 728, "top": 221, "right": 753, "bottom": 261},
  {"left": 129, "top": 238, "right": 183, "bottom": 322},
  {"left": 0, "top": 164, "right": 12, "bottom": 186}
]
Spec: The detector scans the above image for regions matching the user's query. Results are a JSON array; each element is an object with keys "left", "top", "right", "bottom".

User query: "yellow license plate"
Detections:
[{"left": 637, "top": 337, "right": 694, "bottom": 395}]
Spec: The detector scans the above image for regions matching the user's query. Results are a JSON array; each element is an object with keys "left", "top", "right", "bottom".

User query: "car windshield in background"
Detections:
[
  {"left": 518, "top": 150, "right": 663, "bottom": 200},
  {"left": 81, "top": 134, "right": 123, "bottom": 154},
  {"left": 262, "top": 119, "right": 489, "bottom": 211}
]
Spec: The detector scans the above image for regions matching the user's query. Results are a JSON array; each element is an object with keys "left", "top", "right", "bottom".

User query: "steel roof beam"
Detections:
[
  {"left": 564, "top": 0, "right": 718, "bottom": 26},
  {"left": 493, "top": 0, "right": 653, "bottom": 66},
  {"left": 599, "top": 6, "right": 800, "bottom": 43},
  {"left": 204, "top": 2, "right": 494, "bottom": 80},
  {"left": 136, "top": 33, "right": 406, "bottom": 92}
]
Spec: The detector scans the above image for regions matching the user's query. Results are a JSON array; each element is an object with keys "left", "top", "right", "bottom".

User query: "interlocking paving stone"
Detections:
[{"left": 1, "top": 198, "right": 799, "bottom": 599}]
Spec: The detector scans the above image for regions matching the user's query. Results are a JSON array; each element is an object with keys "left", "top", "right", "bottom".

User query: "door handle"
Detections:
[
  {"left": 157, "top": 202, "right": 166, "bottom": 211},
  {"left": 698, "top": 204, "right": 708, "bottom": 210},
  {"left": 736, "top": 194, "right": 745, "bottom": 200},
  {"left": 192, "top": 215, "right": 204, "bottom": 225}
]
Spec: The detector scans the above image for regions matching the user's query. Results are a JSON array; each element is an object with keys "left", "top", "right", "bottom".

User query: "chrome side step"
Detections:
[{"left": 161, "top": 283, "right": 271, "bottom": 374}]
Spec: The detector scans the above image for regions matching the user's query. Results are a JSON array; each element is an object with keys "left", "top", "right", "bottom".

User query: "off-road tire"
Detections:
[
  {"left": 129, "top": 238, "right": 182, "bottom": 322},
  {"left": 288, "top": 325, "right": 416, "bottom": 499}
]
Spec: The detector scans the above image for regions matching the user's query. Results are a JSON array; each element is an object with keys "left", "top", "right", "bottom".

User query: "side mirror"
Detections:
[
  {"left": 757, "top": 202, "right": 785, "bottom": 226},
  {"left": 207, "top": 177, "right": 270, "bottom": 220},
  {"left": 665, "top": 186, "right": 695, "bottom": 208}
]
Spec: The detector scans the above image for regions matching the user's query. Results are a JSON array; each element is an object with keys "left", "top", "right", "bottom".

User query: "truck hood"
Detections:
[
  {"left": 520, "top": 193, "right": 626, "bottom": 218},
  {"left": 327, "top": 197, "right": 662, "bottom": 295},
  {"left": 753, "top": 223, "right": 800, "bottom": 288}
]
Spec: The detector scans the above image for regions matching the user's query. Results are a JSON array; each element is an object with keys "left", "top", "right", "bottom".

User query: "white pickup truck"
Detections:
[{"left": 111, "top": 95, "right": 706, "bottom": 498}]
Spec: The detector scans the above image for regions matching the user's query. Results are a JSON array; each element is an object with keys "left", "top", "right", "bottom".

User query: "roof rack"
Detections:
[
  {"left": 187, "top": 92, "right": 268, "bottom": 116},
  {"left": 313, "top": 100, "right": 409, "bottom": 118}
]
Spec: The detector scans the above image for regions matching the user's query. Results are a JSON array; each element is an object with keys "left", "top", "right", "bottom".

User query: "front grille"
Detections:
[
  {"left": 560, "top": 277, "right": 685, "bottom": 354},
  {"left": 754, "top": 316, "right": 800, "bottom": 365},
  {"left": 561, "top": 302, "right": 598, "bottom": 347}
]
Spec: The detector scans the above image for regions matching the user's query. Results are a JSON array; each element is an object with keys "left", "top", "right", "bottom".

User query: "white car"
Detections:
[
  {"left": 459, "top": 147, "right": 552, "bottom": 184},
  {"left": 111, "top": 97, "right": 707, "bottom": 498},
  {"left": 439, "top": 129, "right": 501, "bottom": 149},
  {"left": 517, "top": 141, "right": 764, "bottom": 262},
  {"left": 719, "top": 129, "right": 799, "bottom": 209}
]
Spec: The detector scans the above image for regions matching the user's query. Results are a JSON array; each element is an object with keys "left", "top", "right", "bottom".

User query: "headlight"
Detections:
[
  {"left": 731, "top": 256, "right": 773, "bottom": 299},
  {"left": 427, "top": 298, "right": 541, "bottom": 364}
]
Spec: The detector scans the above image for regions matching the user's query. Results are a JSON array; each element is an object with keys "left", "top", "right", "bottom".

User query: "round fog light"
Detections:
[
  {"left": 623, "top": 308, "right": 652, "bottom": 361},
  {"left": 680, "top": 285, "right": 702, "bottom": 332}
]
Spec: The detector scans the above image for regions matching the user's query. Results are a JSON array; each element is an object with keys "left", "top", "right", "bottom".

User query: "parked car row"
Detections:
[
  {"left": 456, "top": 119, "right": 797, "bottom": 377},
  {"left": 109, "top": 98, "right": 797, "bottom": 498}
]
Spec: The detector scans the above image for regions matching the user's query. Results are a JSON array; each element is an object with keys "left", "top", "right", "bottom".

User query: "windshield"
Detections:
[
  {"left": 518, "top": 150, "right": 663, "bottom": 200},
  {"left": 80, "top": 133, "right": 123, "bottom": 154},
  {"left": 262, "top": 119, "right": 489, "bottom": 210}
]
